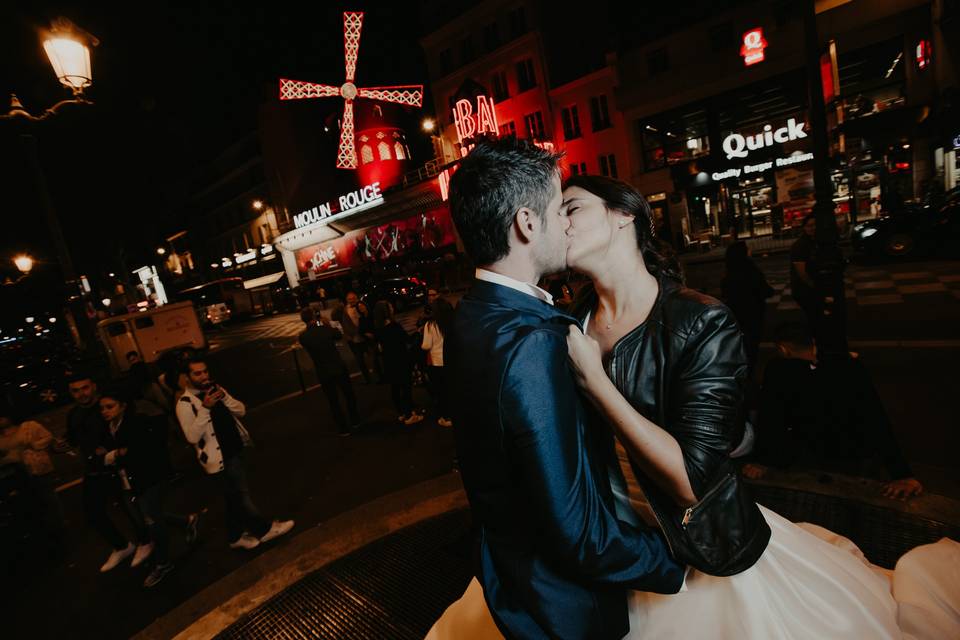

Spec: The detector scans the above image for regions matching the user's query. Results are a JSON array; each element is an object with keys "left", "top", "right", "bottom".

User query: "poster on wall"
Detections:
[{"left": 296, "top": 207, "right": 457, "bottom": 277}]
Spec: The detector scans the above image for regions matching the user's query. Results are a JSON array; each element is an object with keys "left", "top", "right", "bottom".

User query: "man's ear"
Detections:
[{"left": 513, "top": 207, "right": 539, "bottom": 244}]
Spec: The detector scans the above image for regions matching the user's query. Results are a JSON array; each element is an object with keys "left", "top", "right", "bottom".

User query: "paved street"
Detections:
[
  {"left": 5, "top": 254, "right": 959, "bottom": 639},
  {"left": 684, "top": 254, "right": 960, "bottom": 341}
]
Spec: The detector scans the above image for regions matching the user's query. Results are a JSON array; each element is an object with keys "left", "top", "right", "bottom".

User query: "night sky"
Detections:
[
  {"left": 0, "top": 0, "right": 738, "bottom": 324},
  {"left": 0, "top": 1, "right": 447, "bottom": 322}
]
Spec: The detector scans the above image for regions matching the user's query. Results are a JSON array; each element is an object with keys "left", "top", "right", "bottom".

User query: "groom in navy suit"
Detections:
[{"left": 445, "top": 138, "right": 684, "bottom": 639}]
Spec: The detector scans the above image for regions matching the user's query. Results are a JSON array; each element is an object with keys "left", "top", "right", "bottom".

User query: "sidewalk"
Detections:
[{"left": 6, "top": 378, "right": 456, "bottom": 640}]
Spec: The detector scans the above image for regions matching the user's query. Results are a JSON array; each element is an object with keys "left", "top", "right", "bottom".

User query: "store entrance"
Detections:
[{"left": 731, "top": 182, "right": 774, "bottom": 237}]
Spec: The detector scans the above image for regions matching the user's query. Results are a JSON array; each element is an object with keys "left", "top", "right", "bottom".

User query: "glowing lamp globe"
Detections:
[
  {"left": 43, "top": 35, "right": 91, "bottom": 93},
  {"left": 14, "top": 255, "right": 34, "bottom": 274}
]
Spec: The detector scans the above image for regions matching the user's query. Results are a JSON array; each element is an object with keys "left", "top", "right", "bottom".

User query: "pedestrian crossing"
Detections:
[
  {"left": 207, "top": 307, "right": 427, "bottom": 353},
  {"left": 701, "top": 262, "right": 960, "bottom": 310}
]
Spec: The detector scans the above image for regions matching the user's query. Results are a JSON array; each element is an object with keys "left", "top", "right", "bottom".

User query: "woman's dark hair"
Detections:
[
  {"left": 802, "top": 213, "right": 816, "bottom": 227},
  {"left": 449, "top": 137, "right": 564, "bottom": 266},
  {"left": 563, "top": 174, "right": 683, "bottom": 283},
  {"left": 724, "top": 241, "right": 750, "bottom": 270},
  {"left": 430, "top": 298, "right": 455, "bottom": 337},
  {"left": 98, "top": 383, "right": 132, "bottom": 406}
]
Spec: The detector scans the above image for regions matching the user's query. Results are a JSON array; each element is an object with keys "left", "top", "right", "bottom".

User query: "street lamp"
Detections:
[
  {"left": 422, "top": 118, "right": 436, "bottom": 132},
  {"left": 252, "top": 199, "right": 264, "bottom": 210},
  {"left": 14, "top": 255, "right": 34, "bottom": 274},
  {"left": 156, "top": 247, "right": 166, "bottom": 256},
  {"left": 2, "top": 18, "right": 99, "bottom": 121},
  {"left": 3, "top": 254, "right": 34, "bottom": 286}
]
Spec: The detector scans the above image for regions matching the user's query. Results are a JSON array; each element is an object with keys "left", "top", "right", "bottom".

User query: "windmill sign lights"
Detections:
[{"left": 279, "top": 11, "right": 424, "bottom": 169}]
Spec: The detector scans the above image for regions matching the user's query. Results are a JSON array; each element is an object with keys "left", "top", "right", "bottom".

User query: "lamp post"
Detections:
[
  {"left": 3, "top": 17, "right": 98, "bottom": 350},
  {"left": 3, "top": 254, "right": 35, "bottom": 286},
  {"left": 14, "top": 254, "right": 34, "bottom": 275},
  {"left": 422, "top": 116, "right": 453, "bottom": 165},
  {"left": 802, "top": 0, "right": 848, "bottom": 356},
  {"left": 2, "top": 18, "right": 98, "bottom": 122}
]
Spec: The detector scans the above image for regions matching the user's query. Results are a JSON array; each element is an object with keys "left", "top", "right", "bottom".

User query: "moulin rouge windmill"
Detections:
[{"left": 279, "top": 11, "right": 424, "bottom": 170}]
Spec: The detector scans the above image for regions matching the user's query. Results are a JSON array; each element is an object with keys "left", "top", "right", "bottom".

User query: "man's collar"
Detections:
[{"left": 475, "top": 268, "right": 554, "bottom": 305}]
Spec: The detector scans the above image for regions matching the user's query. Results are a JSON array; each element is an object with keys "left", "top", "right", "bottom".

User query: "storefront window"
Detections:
[
  {"left": 838, "top": 37, "right": 907, "bottom": 121},
  {"left": 638, "top": 109, "right": 709, "bottom": 172}
]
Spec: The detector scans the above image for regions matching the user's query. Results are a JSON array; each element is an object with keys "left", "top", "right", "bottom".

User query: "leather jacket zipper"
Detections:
[{"left": 681, "top": 472, "right": 734, "bottom": 528}]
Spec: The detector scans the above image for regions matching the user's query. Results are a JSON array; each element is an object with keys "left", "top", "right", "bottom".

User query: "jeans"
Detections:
[
  {"left": 82, "top": 473, "right": 148, "bottom": 550},
  {"left": 348, "top": 341, "right": 382, "bottom": 383},
  {"left": 219, "top": 454, "right": 270, "bottom": 542},
  {"left": 136, "top": 482, "right": 190, "bottom": 564},
  {"left": 390, "top": 377, "right": 414, "bottom": 416},
  {"left": 320, "top": 373, "right": 360, "bottom": 432}
]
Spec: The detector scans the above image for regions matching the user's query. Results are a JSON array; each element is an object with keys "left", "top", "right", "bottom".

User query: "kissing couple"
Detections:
[{"left": 426, "top": 138, "right": 959, "bottom": 639}]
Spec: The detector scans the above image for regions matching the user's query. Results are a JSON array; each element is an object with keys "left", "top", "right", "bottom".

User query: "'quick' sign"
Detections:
[{"left": 722, "top": 118, "right": 807, "bottom": 160}]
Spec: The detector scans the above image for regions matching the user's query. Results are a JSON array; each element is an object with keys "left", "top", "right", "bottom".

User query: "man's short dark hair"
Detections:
[
  {"left": 773, "top": 323, "right": 814, "bottom": 348},
  {"left": 180, "top": 355, "right": 207, "bottom": 375},
  {"left": 125, "top": 350, "right": 140, "bottom": 360},
  {"left": 300, "top": 307, "right": 315, "bottom": 324},
  {"left": 66, "top": 372, "right": 95, "bottom": 386},
  {"left": 448, "top": 137, "right": 563, "bottom": 266}
]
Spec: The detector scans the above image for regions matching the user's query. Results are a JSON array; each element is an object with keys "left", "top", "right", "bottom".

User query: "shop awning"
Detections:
[{"left": 243, "top": 271, "right": 286, "bottom": 290}]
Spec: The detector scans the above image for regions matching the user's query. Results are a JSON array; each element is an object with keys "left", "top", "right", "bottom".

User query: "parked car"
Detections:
[
  {"left": 360, "top": 277, "right": 428, "bottom": 312},
  {"left": 851, "top": 200, "right": 960, "bottom": 259},
  {"left": 0, "top": 336, "right": 81, "bottom": 415}
]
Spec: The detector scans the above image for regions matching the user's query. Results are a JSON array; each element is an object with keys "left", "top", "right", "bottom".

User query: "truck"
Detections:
[{"left": 96, "top": 301, "right": 207, "bottom": 373}]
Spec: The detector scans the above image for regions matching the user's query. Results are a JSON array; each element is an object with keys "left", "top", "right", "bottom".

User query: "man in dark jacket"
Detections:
[
  {"left": 299, "top": 307, "right": 359, "bottom": 435},
  {"left": 66, "top": 374, "right": 148, "bottom": 572},
  {"left": 332, "top": 291, "right": 382, "bottom": 384},
  {"left": 440, "top": 138, "right": 684, "bottom": 639}
]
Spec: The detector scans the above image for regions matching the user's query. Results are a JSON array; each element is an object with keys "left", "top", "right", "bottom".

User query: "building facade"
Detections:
[{"left": 615, "top": 0, "right": 957, "bottom": 247}]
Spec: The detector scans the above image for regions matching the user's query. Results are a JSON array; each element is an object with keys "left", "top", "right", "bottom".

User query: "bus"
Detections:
[{"left": 176, "top": 278, "right": 252, "bottom": 326}]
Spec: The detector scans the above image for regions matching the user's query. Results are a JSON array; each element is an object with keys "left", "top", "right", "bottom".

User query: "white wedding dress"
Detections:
[{"left": 426, "top": 442, "right": 960, "bottom": 639}]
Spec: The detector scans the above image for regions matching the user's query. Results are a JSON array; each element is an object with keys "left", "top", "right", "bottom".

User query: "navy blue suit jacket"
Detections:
[{"left": 446, "top": 280, "right": 684, "bottom": 640}]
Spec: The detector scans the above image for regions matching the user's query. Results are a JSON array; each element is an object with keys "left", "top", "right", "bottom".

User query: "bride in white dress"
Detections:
[{"left": 426, "top": 176, "right": 959, "bottom": 640}]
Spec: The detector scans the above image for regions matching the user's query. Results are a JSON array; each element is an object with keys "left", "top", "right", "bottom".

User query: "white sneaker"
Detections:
[
  {"left": 437, "top": 417, "right": 453, "bottom": 428},
  {"left": 131, "top": 542, "right": 155, "bottom": 568},
  {"left": 259, "top": 520, "right": 295, "bottom": 544},
  {"left": 229, "top": 533, "right": 261, "bottom": 550},
  {"left": 100, "top": 542, "right": 135, "bottom": 573},
  {"left": 404, "top": 413, "right": 424, "bottom": 425}
]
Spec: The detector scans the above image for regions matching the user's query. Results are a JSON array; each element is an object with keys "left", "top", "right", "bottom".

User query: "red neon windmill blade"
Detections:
[{"left": 278, "top": 11, "right": 424, "bottom": 170}]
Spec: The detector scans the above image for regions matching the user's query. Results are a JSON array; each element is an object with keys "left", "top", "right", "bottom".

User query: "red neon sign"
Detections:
[
  {"left": 453, "top": 96, "right": 499, "bottom": 144},
  {"left": 439, "top": 94, "right": 555, "bottom": 200},
  {"left": 740, "top": 28, "right": 767, "bottom": 66}
]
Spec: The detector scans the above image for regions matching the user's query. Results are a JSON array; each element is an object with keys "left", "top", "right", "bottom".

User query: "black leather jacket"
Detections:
[{"left": 573, "top": 277, "right": 770, "bottom": 575}]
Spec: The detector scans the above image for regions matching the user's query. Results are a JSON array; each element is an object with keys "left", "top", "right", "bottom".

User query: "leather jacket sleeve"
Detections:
[
  {"left": 671, "top": 305, "right": 748, "bottom": 498},
  {"left": 500, "top": 330, "right": 685, "bottom": 593}
]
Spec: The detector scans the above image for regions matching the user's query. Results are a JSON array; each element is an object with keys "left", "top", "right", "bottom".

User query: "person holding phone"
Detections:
[{"left": 175, "top": 356, "right": 294, "bottom": 550}]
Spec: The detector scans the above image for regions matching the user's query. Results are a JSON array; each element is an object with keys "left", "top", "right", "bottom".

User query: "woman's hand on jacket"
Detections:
[{"left": 566, "top": 325, "right": 605, "bottom": 391}]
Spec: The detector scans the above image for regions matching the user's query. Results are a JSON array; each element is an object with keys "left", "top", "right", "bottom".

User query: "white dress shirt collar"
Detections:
[{"left": 475, "top": 268, "right": 554, "bottom": 306}]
